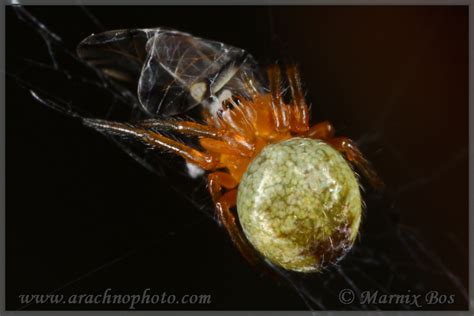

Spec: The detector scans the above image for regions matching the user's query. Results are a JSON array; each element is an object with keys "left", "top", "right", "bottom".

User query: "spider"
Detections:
[{"left": 39, "top": 27, "right": 384, "bottom": 272}]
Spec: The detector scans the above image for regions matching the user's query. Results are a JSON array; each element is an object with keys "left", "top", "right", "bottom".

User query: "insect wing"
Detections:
[
  {"left": 76, "top": 28, "right": 180, "bottom": 107},
  {"left": 139, "top": 31, "right": 264, "bottom": 116},
  {"left": 78, "top": 28, "right": 264, "bottom": 117}
]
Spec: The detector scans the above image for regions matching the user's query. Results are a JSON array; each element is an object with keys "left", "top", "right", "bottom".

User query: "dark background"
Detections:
[{"left": 6, "top": 6, "right": 468, "bottom": 310}]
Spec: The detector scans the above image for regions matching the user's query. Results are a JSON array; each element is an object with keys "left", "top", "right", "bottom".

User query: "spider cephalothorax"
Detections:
[{"left": 85, "top": 63, "right": 382, "bottom": 272}]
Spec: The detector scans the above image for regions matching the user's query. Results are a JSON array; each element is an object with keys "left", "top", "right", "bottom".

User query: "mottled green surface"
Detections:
[{"left": 237, "top": 138, "right": 362, "bottom": 272}]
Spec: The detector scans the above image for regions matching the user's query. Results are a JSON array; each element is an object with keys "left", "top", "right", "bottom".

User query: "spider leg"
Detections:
[
  {"left": 267, "top": 65, "right": 290, "bottom": 132},
  {"left": 304, "top": 121, "right": 335, "bottom": 140},
  {"left": 83, "top": 118, "right": 218, "bottom": 170},
  {"left": 207, "top": 173, "right": 261, "bottom": 266},
  {"left": 327, "top": 137, "right": 385, "bottom": 189},
  {"left": 286, "top": 64, "right": 310, "bottom": 133},
  {"left": 138, "top": 119, "right": 221, "bottom": 139},
  {"left": 208, "top": 171, "right": 239, "bottom": 201}
]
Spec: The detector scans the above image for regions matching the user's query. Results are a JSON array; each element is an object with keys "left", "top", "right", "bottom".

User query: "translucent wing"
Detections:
[{"left": 77, "top": 28, "right": 264, "bottom": 117}]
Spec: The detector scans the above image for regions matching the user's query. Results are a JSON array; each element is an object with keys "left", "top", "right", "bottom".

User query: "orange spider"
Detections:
[{"left": 84, "top": 63, "right": 383, "bottom": 272}]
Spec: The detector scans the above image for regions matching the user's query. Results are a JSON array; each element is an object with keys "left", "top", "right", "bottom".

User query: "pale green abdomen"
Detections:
[{"left": 237, "top": 137, "right": 362, "bottom": 272}]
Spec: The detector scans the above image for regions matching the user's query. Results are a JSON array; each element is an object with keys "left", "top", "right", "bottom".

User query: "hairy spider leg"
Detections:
[
  {"left": 208, "top": 176, "right": 261, "bottom": 266},
  {"left": 208, "top": 171, "right": 238, "bottom": 200},
  {"left": 304, "top": 121, "right": 335, "bottom": 140},
  {"left": 267, "top": 64, "right": 290, "bottom": 132},
  {"left": 138, "top": 119, "right": 221, "bottom": 139},
  {"left": 83, "top": 118, "right": 218, "bottom": 170},
  {"left": 327, "top": 137, "right": 385, "bottom": 189},
  {"left": 286, "top": 64, "right": 310, "bottom": 133}
]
